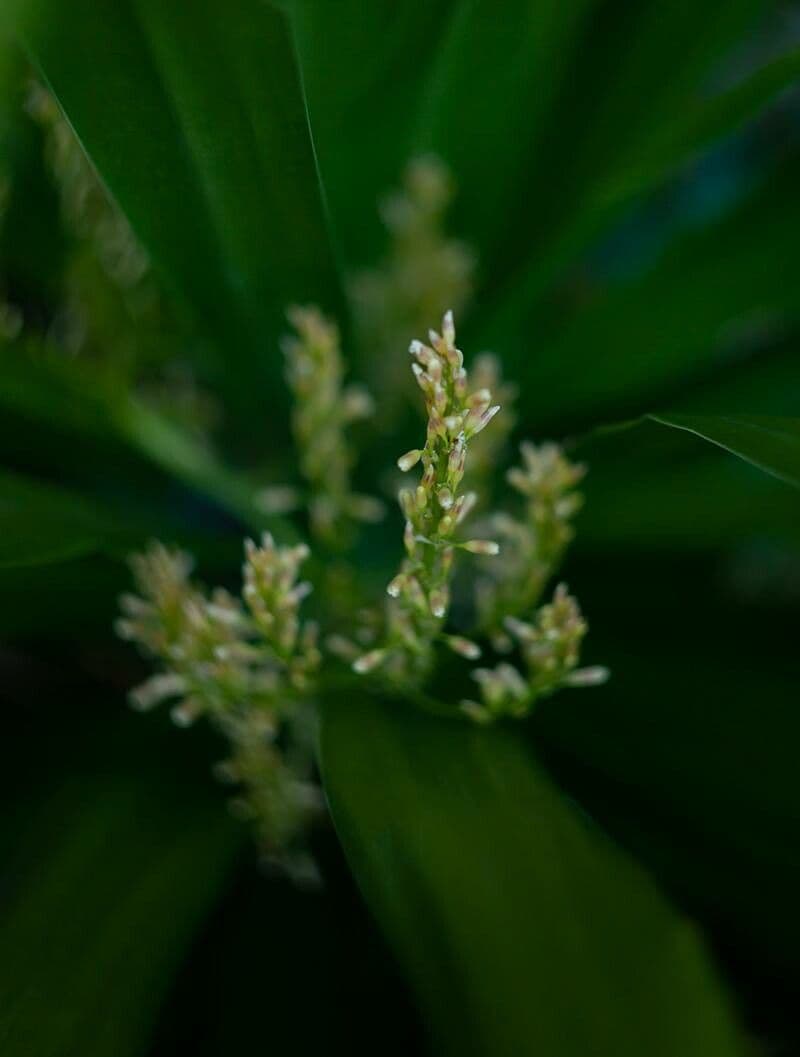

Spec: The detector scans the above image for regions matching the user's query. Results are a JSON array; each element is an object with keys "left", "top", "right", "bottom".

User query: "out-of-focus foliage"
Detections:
[{"left": 2, "top": 1, "right": 800, "bottom": 1055}]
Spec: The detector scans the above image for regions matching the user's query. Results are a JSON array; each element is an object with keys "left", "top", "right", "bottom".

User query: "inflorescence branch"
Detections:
[
  {"left": 352, "top": 310, "right": 500, "bottom": 682},
  {"left": 117, "top": 158, "right": 606, "bottom": 869},
  {"left": 259, "top": 305, "right": 383, "bottom": 547}
]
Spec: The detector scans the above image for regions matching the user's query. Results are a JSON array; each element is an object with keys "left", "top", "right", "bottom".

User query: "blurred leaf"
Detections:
[
  {"left": 149, "top": 843, "right": 428, "bottom": 1057},
  {"left": 650, "top": 412, "right": 800, "bottom": 490},
  {"left": 0, "top": 717, "right": 240, "bottom": 1057},
  {"left": 570, "top": 413, "right": 800, "bottom": 555},
  {"left": 580, "top": 454, "right": 800, "bottom": 552},
  {"left": 113, "top": 398, "right": 276, "bottom": 533},
  {"left": 477, "top": 0, "right": 773, "bottom": 302},
  {"left": 599, "top": 45, "right": 800, "bottom": 209},
  {"left": 0, "top": 349, "right": 287, "bottom": 536},
  {"left": 573, "top": 412, "right": 800, "bottom": 552},
  {"left": 0, "top": 470, "right": 124, "bottom": 568},
  {"left": 288, "top": 0, "right": 454, "bottom": 266},
  {"left": 411, "top": 0, "right": 594, "bottom": 259},
  {"left": 321, "top": 694, "right": 745, "bottom": 1057},
  {"left": 21, "top": 0, "right": 342, "bottom": 416},
  {"left": 533, "top": 553, "right": 800, "bottom": 997},
  {"left": 509, "top": 155, "right": 800, "bottom": 431}
]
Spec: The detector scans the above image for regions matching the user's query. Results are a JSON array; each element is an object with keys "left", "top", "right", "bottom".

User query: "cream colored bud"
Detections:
[
  {"left": 445, "top": 635, "right": 482, "bottom": 660},
  {"left": 350, "top": 494, "right": 386, "bottom": 523},
  {"left": 256, "top": 485, "right": 301, "bottom": 514},
  {"left": 429, "top": 586, "right": 449, "bottom": 619},
  {"left": 426, "top": 355, "right": 443, "bottom": 383},
  {"left": 404, "top": 520, "right": 416, "bottom": 554},
  {"left": 343, "top": 385, "right": 374, "bottom": 420},
  {"left": 399, "top": 489, "right": 415, "bottom": 519},
  {"left": 437, "top": 487, "right": 454, "bottom": 510},
  {"left": 461, "top": 700, "right": 493, "bottom": 724},
  {"left": 442, "top": 309, "right": 455, "bottom": 346},
  {"left": 467, "top": 388, "right": 492, "bottom": 408},
  {"left": 326, "top": 634, "right": 359, "bottom": 661},
  {"left": 565, "top": 666, "right": 610, "bottom": 687},
  {"left": 386, "top": 574, "right": 406, "bottom": 598},
  {"left": 466, "top": 404, "right": 501, "bottom": 437},
  {"left": 455, "top": 491, "right": 477, "bottom": 524},
  {"left": 352, "top": 648, "right": 387, "bottom": 675},
  {"left": 398, "top": 448, "right": 423, "bottom": 472},
  {"left": 448, "top": 433, "right": 466, "bottom": 477},
  {"left": 462, "top": 539, "right": 500, "bottom": 555}
]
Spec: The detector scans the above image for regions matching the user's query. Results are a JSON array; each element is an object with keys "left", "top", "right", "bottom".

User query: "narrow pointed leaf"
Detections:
[
  {"left": 598, "top": 45, "right": 800, "bottom": 209},
  {"left": 650, "top": 413, "right": 800, "bottom": 490},
  {"left": 0, "top": 722, "right": 240, "bottom": 1057},
  {"left": 321, "top": 694, "right": 745, "bottom": 1057},
  {"left": 0, "top": 471, "right": 122, "bottom": 568},
  {"left": 21, "top": 0, "right": 342, "bottom": 409}
]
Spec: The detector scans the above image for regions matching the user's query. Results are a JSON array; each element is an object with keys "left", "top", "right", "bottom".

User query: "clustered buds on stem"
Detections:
[
  {"left": 476, "top": 440, "right": 586, "bottom": 647},
  {"left": 351, "top": 310, "right": 498, "bottom": 681},
  {"left": 117, "top": 162, "right": 607, "bottom": 867},
  {"left": 117, "top": 535, "right": 321, "bottom": 873},
  {"left": 269, "top": 305, "right": 383, "bottom": 545},
  {"left": 461, "top": 584, "right": 608, "bottom": 723}
]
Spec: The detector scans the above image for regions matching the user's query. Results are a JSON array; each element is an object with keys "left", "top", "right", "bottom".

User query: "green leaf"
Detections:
[
  {"left": 533, "top": 553, "right": 800, "bottom": 981},
  {"left": 410, "top": 0, "right": 595, "bottom": 261},
  {"left": 598, "top": 45, "right": 800, "bottom": 210},
  {"left": 475, "top": 0, "right": 772, "bottom": 302},
  {"left": 21, "top": 0, "right": 342, "bottom": 412},
  {"left": 113, "top": 397, "right": 280, "bottom": 533},
  {"left": 288, "top": 0, "right": 455, "bottom": 266},
  {"left": 321, "top": 694, "right": 745, "bottom": 1057},
  {"left": 572, "top": 409, "right": 800, "bottom": 552},
  {"left": 506, "top": 156, "right": 800, "bottom": 430},
  {"left": 650, "top": 413, "right": 800, "bottom": 491},
  {"left": 0, "top": 718, "right": 240, "bottom": 1057},
  {"left": 0, "top": 350, "right": 289, "bottom": 537},
  {"left": 0, "top": 470, "right": 121, "bottom": 568}
]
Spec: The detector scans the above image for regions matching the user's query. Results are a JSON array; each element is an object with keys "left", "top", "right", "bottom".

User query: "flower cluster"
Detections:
[
  {"left": 476, "top": 440, "right": 586, "bottom": 647},
  {"left": 117, "top": 535, "right": 321, "bottom": 871},
  {"left": 262, "top": 305, "right": 382, "bottom": 545},
  {"left": 351, "top": 156, "right": 475, "bottom": 414},
  {"left": 462, "top": 584, "right": 608, "bottom": 723},
  {"left": 352, "top": 310, "right": 500, "bottom": 681}
]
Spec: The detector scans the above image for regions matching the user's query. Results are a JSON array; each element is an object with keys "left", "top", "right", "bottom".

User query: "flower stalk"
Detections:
[{"left": 352, "top": 310, "right": 498, "bottom": 682}]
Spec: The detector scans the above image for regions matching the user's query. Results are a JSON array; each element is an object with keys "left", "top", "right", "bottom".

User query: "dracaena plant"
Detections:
[
  {"left": 117, "top": 303, "right": 606, "bottom": 872},
  {"left": 3, "top": 3, "right": 800, "bottom": 1056}
]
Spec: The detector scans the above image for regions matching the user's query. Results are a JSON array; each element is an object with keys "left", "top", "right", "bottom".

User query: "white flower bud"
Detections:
[
  {"left": 565, "top": 666, "right": 610, "bottom": 687},
  {"left": 397, "top": 448, "right": 423, "bottom": 472},
  {"left": 386, "top": 574, "right": 406, "bottom": 598},
  {"left": 445, "top": 635, "right": 482, "bottom": 660},
  {"left": 429, "top": 586, "right": 449, "bottom": 619},
  {"left": 353, "top": 648, "right": 387, "bottom": 674},
  {"left": 455, "top": 491, "right": 477, "bottom": 524},
  {"left": 462, "top": 539, "right": 500, "bottom": 555},
  {"left": 256, "top": 485, "right": 301, "bottom": 515},
  {"left": 442, "top": 308, "right": 455, "bottom": 346}
]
